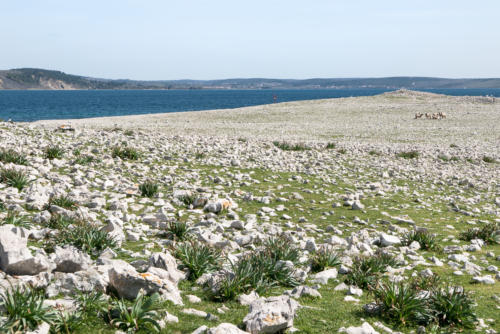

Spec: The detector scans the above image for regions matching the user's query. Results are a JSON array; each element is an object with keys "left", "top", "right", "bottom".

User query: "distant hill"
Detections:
[{"left": 1, "top": 68, "right": 500, "bottom": 90}]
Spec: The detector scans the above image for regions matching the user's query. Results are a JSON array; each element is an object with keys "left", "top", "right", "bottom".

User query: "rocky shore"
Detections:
[{"left": 0, "top": 90, "right": 499, "bottom": 333}]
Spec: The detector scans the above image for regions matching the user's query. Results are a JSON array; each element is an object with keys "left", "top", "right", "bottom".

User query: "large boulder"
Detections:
[
  {"left": 379, "top": 233, "right": 401, "bottom": 247},
  {"left": 243, "top": 295, "right": 299, "bottom": 334},
  {"left": 0, "top": 225, "right": 51, "bottom": 275},
  {"left": 208, "top": 323, "right": 248, "bottom": 334},
  {"left": 52, "top": 246, "right": 92, "bottom": 273},
  {"left": 108, "top": 265, "right": 183, "bottom": 305},
  {"left": 148, "top": 252, "right": 185, "bottom": 283},
  {"left": 46, "top": 268, "right": 107, "bottom": 297}
]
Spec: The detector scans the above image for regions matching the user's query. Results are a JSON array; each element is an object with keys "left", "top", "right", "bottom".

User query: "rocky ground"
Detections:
[{"left": 0, "top": 90, "right": 499, "bottom": 333}]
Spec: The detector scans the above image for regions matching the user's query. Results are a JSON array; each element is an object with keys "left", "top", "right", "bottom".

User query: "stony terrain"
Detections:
[{"left": 0, "top": 90, "right": 499, "bottom": 333}]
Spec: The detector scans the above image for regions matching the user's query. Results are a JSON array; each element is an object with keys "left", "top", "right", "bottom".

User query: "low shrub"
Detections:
[
  {"left": 0, "top": 285, "right": 56, "bottom": 332},
  {"left": 110, "top": 292, "right": 161, "bottom": 333},
  {"left": 124, "top": 129, "right": 134, "bottom": 136},
  {"left": 338, "top": 148, "right": 347, "bottom": 154},
  {"left": 263, "top": 236, "right": 301, "bottom": 265},
  {"left": 54, "top": 223, "right": 117, "bottom": 257},
  {"left": 139, "top": 181, "right": 159, "bottom": 198},
  {"left": 459, "top": 222, "right": 499, "bottom": 244},
  {"left": 0, "top": 149, "right": 28, "bottom": 165},
  {"left": 310, "top": 246, "right": 340, "bottom": 273},
  {"left": 175, "top": 241, "right": 222, "bottom": 280},
  {"left": 46, "top": 214, "right": 76, "bottom": 230},
  {"left": 325, "top": 142, "right": 336, "bottom": 149},
  {"left": 368, "top": 150, "right": 381, "bottom": 156},
  {"left": 44, "top": 145, "right": 64, "bottom": 160},
  {"left": 273, "top": 141, "right": 310, "bottom": 151},
  {"left": 112, "top": 146, "right": 140, "bottom": 160},
  {"left": 178, "top": 193, "right": 197, "bottom": 207},
  {"left": 402, "top": 230, "right": 441, "bottom": 251},
  {"left": 397, "top": 150, "right": 420, "bottom": 159},
  {"left": 74, "top": 155, "right": 95, "bottom": 165},
  {"left": 0, "top": 168, "right": 30, "bottom": 190}
]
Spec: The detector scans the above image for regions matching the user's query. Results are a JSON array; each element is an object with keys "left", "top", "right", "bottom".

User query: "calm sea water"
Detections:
[{"left": 0, "top": 88, "right": 499, "bottom": 122}]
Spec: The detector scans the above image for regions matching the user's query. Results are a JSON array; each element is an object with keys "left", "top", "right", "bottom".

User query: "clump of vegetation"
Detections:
[
  {"left": 139, "top": 180, "right": 159, "bottom": 198},
  {"left": 175, "top": 241, "right": 222, "bottom": 280},
  {"left": 195, "top": 152, "right": 205, "bottom": 159},
  {"left": 449, "top": 143, "right": 458, "bottom": 148},
  {"left": 431, "top": 286, "right": 477, "bottom": 329},
  {"left": 110, "top": 292, "right": 161, "bottom": 333},
  {"left": 178, "top": 193, "right": 197, "bottom": 207},
  {"left": 371, "top": 281, "right": 477, "bottom": 330},
  {"left": 368, "top": 150, "right": 381, "bottom": 156},
  {"left": 124, "top": 129, "right": 134, "bottom": 136},
  {"left": 310, "top": 246, "right": 340, "bottom": 273},
  {"left": 0, "top": 168, "right": 30, "bottom": 190},
  {"left": 459, "top": 222, "right": 499, "bottom": 244},
  {"left": 46, "top": 214, "right": 76, "bottom": 230},
  {"left": 345, "top": 253, "right": 399, "bottom": 290},
  {"left": 273, "top": 141, "right": 310, "bottom": 151},
  {"left": 325, "top": 142, "right": 336, "bottom": 149},
  {"left": 337, "top": 148, "right": 347, "bottom": 154},
  {"left": 210, "top": 236, "right": 301, "bottom": 301},
  {"left": 402, "top": 230, "right": 441, "bottom": 251},
  {"left": 409, "top": 274, "right": 441, "bottom": 292},
  {"left": 74, "top": 154, "right": 95, "bottom": 165},
  {"left": 237, "top": 137, "right": 247, "bottom": 142},
  {"left": 112, "top": 146, "right": 140, "bottom": 160},
  {"left": 48, "top": 194, "right": 78, "bottom": 210},
  {"left": 165, "top": 221, "right": 189, "bottom": 241},
  {"left": 51, "top": 222, "right": 117, "bottom": 257},
  {"left": 0, "top": 285, "right": 56, "bottom": 332},
  {"left": 373, "top": 281, "right": 431, "bottom": 327},
  {"left": 0, "top": 149, "right": 28, "bottom": 165},
  {"left": 397, "top": 150, "right": 420, "bottom": 159},
  {"left": 1, "top": 211, "right": 30, "bottom": 228},
  {"left": 44, "top": 145, "right": 64, "bottom": 160},
  {"left": 482, "top": 156, "right": 497, "bottom": 163}
]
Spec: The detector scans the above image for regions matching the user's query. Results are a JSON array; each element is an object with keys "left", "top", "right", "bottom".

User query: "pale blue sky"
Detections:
[{"left": 1, "top": 1, "right": 499, "bottom": 80}]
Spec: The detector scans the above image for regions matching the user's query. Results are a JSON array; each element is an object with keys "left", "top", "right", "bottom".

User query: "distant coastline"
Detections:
[{"left": 2, "top": 68, "right": 500, "bottom": 90}]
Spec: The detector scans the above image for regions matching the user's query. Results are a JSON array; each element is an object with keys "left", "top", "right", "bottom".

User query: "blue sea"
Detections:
[{"left": 0, "top": 88, "right": 499, "bottom": 122}]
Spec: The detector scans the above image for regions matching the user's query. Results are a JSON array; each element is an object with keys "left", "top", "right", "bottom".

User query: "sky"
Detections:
[{"left": 0, "top": 1, "right": 499, "bottom": 80}]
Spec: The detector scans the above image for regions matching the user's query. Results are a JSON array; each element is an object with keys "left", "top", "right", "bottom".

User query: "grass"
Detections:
[
  {"left": 174, "top": 241, "right": 222, "bottom": 280},
  {"left": 139, "top": 180, "right": 159, "bottom": 198},
  {"left": 273, "top": 141, "right": 310, "bottom": 151},
  {"left": 459, "top": 222, "right": 499, "bottom": 244},
  {"left": 0, "top": 148, "right": 28, "bottom": 165},
  {"left": 402, "top": 230, "right": 441, "bottom": 251},
  {"left": 44, "top": 145, "right": 64, "bottom": 159},
  {"left": 178, "top": 193, "right": 197, "bottom": 207},
  {"left": 49, "top": 194, "right": 78, "bottom": 210},
  {"left": 310, "top": 246, "right": 341, "bottom": 273},
  {"left": 482, "top": 156, "right": 497, "bottom": 163},
  {"left": 110, "top": 292, "right": 161, "bottom": 333},
  {"left": 345, "top": 253, "right": 399, "bottom": 290},
  {"left": 431, "top": 286, "right": 477, "bottom": 329},
  {"left": 396, "top": 150, "right": 420, "bottom": 159},
  {"left": 74, "top": 154, "right": 95, "bottom": 165},
  {"left": 0, "top": 285, "right": 56, "bottom": 332},
  {"left": 165, "top": 221, "right": 189, "bottom": 241},
  {"left": 0, "top": 168, "right": 30, "bottom": 190},
  {"left": 325, "top": 142, "right": 336, "bottom": 149},
  {"left": 112, "top": 146, "right": 140, "bottom": 160},
  {"left": 1, "top": 211, "right": 31, "bottom": 228}
]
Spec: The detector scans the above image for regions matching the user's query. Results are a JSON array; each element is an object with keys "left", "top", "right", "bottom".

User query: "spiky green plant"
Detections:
[
  {"left": 397, "top": 150, "right": 420, "bottom": 159},
  {"left": 49, "top": 194, "right": 78, "bottom": 210},
  {"left": 1, "top": 211, "right": 30, "bottom": 228},
  {"left": 74, "top": 155, "right": 95, "bottom": 165},
  {"left": 165, "top": 221, "right": 189, "bottom": 241},
  {"left": 0, "top": 285, "right": 56, "bottom": 332},
  {"left": 373, "top": 281, "right": 432, "bottom": 327},
  {"left": 110, "top": 292, "right": 161, "bottom": 333},
  {"left": 0, "top": 149, "right": 28, "bottom": 165},
  {"left": 325, "top": 142, "right": 336, "bottom": 149},
  {"left": 54, "top": 223, "right": 117, "bottom": 257},
  {"left": 402, "top": 230, "right": 441, "bottom": 251},
  {"left": 431, "top": 286, "right": 477, "bottom": 329},
  {"left": 175, "top": 241, "right": 222, "bottom": 280},
  {"left": 273, "top": 141, "right": 310, "bottom": 151},
  {"left": 310, "top": 246, "right": 341, "bottom": 272},
  {"left": 44, "top": 145, "right": 64, "bottom": 160},
  {"left": 139, "top": 181, "right": 159, "bottom": 198},
  {"left": 482, "top": 156, "right": 497, "bottom": 163},
  {"left": 178, "top": 193, "right": 196, "bottom": 207},
  {"left": 345, "top": 253, "right": 399, "bottom": 290},
  {"left": 459, "top": 222, "right": 500, "bottom": 244},
  {"left": 112, "top": 146, "right": 140, "bottom": 160},
  {"left": 0, "top": 168, "right": 30, "bottom": 191}
]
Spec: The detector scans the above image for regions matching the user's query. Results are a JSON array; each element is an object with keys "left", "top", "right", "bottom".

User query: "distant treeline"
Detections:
[{"left": 1, "top": 68, "right": 500, "bottom": 90}]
